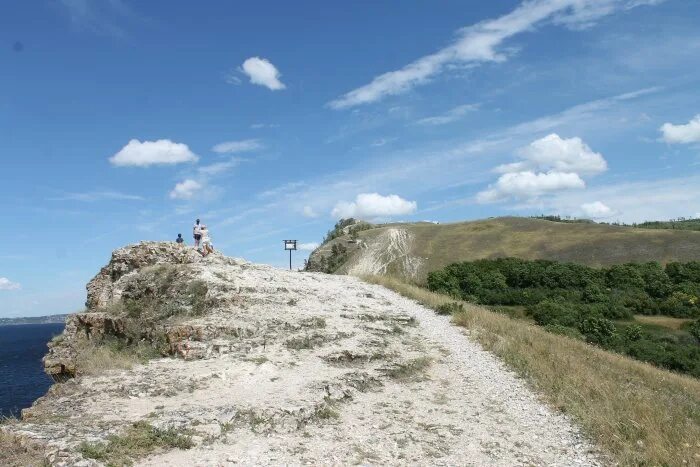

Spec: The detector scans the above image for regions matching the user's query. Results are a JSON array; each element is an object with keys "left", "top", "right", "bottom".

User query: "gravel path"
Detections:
[
  {"left": 139, "top": 270, "right": 603, "bottom": 466},
  {"left": 9, "top": 246, "right": 603, "bottom": 466}
]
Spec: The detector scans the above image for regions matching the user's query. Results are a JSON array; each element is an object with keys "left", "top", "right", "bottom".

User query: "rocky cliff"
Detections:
[{"left": 2, "top": 242, "right": 601, "bottom": 466}]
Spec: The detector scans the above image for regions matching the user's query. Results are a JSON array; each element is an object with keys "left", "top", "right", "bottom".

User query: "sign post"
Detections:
[{"left": 283, "top": 240, "right": 297, "bottom": 271}]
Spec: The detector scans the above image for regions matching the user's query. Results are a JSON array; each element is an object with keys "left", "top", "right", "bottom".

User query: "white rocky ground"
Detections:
[
  {"left": 5, "top": 243, "right": 603, "bottom": 466},
  {"left": 347, "top": 228, "right": 423, "bottom": 280}
]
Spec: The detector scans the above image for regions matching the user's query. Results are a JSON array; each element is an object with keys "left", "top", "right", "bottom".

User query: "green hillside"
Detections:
[{"left": 307, "top": 217, "right": 700, "bottom": 281}]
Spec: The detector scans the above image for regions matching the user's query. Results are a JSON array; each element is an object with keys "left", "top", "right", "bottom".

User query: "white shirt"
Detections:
[{"left": 193, "top": 224, "right": 202, "bottom": 235}]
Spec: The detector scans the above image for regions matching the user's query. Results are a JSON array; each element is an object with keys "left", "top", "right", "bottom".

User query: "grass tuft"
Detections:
[
  {"left": 363, "top": 275, "right": 700, "bottom": 466},
  {"left": 78, "top": 421, "right": 193, "bottom": 466}
]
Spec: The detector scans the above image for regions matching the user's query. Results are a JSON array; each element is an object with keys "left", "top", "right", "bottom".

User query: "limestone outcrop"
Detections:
[{"left": 3, "top": 242, "right": 602, "bottom": 466}]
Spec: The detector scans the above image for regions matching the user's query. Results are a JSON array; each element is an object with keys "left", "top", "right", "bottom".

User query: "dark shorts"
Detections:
[{"left": 194, "top": 234, "right": 202, "bottom": 240}]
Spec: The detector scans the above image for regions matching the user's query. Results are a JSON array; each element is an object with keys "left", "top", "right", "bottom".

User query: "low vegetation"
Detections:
[
  {"left": 0, "top": 422, "right": 47, "bottom": 467},
  {"left": 427, "top": 258, "right": 700, "bottom": 376},
  {"left": 78, "top": 421, "right": 193, "bottom": 466},
  {"left": 72, "top": 335, "right": 163, "bottom": 376},
  {"left": 322, "top": 218, "right": 373, "bottom": 244},
  {"left": 363, "top": 275, "right": 700, "bottom": 466}
]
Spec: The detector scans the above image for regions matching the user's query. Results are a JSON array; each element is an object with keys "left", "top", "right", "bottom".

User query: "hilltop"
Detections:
[
  {"left": 308, "top": 216, "right": 700, "bottom": 280},
  {"left": 1, "top": 242, "right": 600, "bottom": 466}
]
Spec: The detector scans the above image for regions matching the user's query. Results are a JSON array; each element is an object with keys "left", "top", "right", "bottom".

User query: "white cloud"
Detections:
[
  {"left": 477, "top": 171, "right": 585, "bottom": 203},
  {"left": 497, "top": 133, "right": 608, "bottom": 176},
  {"left": 298, "top": 242, "right": 319, "bottom": 251},
  {"left": 660, "top": 115, "right": 700, "bottom": 144},
  {"left": 479, "top": 134, "right": 606, "bottom": 203},
  {"left": 302, "top": 206, "right": 318, "bottom": 218},
  {"left": 331, "top": 193, "right": 417, "bottom": 219},
  {"left": 211, "top": 139, "right": 262, "bottom": 154},
  {"left": 241, "top": 57, "right": 286, "bottom": 91},
  {"left": 533, "top": 174, "right": 700, "bottom": 224},
  {"left": 197, "top": 158, "right": 244, "bottom": 176},
  {"left": 49, "top": 191, "right": 143, "bottom": 202},
  {"left": 169, "top": 179, "right": 202, "bottom": 200},
  {"left": 0, "top": 277, "right": 21, "bottom": 291},
  {"left": 329, "top": 0, "right": 662, "bottom": 109},
  {"left": 580, "top": 201, "right": 613, "bottom": 218},
  {"left": 110, "top": 139, "right": 198, "bottom": 167},
  {"left": 417, "top": 104, "right": 479, "bottom": 125}
]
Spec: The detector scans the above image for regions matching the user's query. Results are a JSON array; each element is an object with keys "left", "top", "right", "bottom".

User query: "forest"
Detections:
[{"left": 427, "top": 258, "right": 700, "bottom": 376}]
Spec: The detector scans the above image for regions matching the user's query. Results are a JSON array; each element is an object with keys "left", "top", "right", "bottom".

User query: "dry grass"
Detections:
[
  {"left": 0, "top": 422, "right": 47, "bottom": 467},
  {"left": 634, "top": 314, "right": 695, "bottom": 330},
  {"left": 363, "top": 275, "right": 700, "bottom": 466},
  {"left": 72, "top": 337, "right": 159, "bottom": 376},
  {"left": 325, "top": 217, "right": 700, "bottom": 280}
]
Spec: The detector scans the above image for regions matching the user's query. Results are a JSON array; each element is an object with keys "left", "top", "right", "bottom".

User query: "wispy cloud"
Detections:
[
  {"left": 211, "top": 139, "right": 262, "bottom": 154},
  {"left": 329, "top": 0, "right": 664, "bottom": 109},
  {"left": 49, "top": 190, "right": 144, "bottom": 202},
  {"left": 416, "top": 104, "right": 479, "bottom": 126},
  {"left": 59, "top": 0, "right": 138, "bottom": 37}
]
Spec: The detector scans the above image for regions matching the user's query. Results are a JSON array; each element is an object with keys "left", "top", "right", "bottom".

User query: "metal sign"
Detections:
[{"left": 283, "top": 240, "right": 297, "bottom": 270}]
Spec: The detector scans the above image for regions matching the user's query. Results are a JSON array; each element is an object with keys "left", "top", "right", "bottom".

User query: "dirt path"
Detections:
[{"left": 9, "top": 251, "right": 602, "bottom": 466}]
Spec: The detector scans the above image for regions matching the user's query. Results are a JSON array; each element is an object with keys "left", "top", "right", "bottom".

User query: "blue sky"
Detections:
[{"left": 2, "top": 0, "right": 700, "bottom": 317}]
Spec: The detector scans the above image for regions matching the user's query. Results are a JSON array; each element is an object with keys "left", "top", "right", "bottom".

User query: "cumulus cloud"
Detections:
[
  {"left": 478, "top": 134, "right": 606, "bottom": 203},
  {"left": 660, "top": 115, "right": 700, "bottom": 144},
  {"left": 211, "top": 139, "right": 262, "bottom": 154},
  {"left": 298, "top": 242, "right": 319, "bottom": 251},
  {"left": 580, "top": 201, "right": 613, "bottom": 218},
  {"left": 477, "top": 171, "right": 585, "bottom": 203},
  {"left": 0, "top": 277, "right": 21, "bottom": 291},
  {"left": 110, "top": 139, "right": 198, "bottom": 167},
  {"left": 497, "top": 134, "right": 608, "bottom": 176},
  {"left": 169, "top": 179, "right": 202, "bottom": 200},
  {"left": 329, "top": 0, "right": 663, "bottom": 109},
  {"left": 416, "top": 104, "right": 479, "bottom": 126},
  {"left": 331, "top": 193, "right": 417, "bottom": 219},
  {"left": 302, "top": 206, "right": 318, "bottom": 218},
  {"left": 241, "top": 57, "right": 286, "bottom": 91}
]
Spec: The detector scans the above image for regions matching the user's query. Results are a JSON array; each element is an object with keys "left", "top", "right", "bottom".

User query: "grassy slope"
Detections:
[
  {"left": 317, "top": 217, "right": 700, "bottom": 280},
  {"left": 364, "top": 276, "right": 700, "bottom": 466}
]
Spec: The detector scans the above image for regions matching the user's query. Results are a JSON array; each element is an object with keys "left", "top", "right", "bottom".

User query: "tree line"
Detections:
[{"left": 427, "top": 258, "right": 700, "bottom": 377}]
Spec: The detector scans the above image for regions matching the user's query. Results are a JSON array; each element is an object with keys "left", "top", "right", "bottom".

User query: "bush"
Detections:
[
  {"left": 578, "top": 316, "right": 617, "bottom": 345},
  {"left": 622, "top": 324, "right": 643, "bottom": 342},
  {"left": 527, "top": 300, "right": 578, "bottom": 328},
  {"left": 689, "top": 319, "right": 700, "bottom": 342}
]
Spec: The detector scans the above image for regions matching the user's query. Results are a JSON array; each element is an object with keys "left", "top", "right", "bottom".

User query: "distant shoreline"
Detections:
[{"left": 0, "top": 314, "right": 69, "bottom": 326}]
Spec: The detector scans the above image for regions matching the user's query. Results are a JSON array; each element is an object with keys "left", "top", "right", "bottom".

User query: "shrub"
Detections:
[
  {"left": 527, "top": 300, "right": 578, "bottom": 328},
  {"left": 622, "top": 324, "right": 643, "bottom": 342},
  {"left": 689, "top": 319, "right": 700, "bottom": 342},
  {"left": 578, "top": 316, "right": 617, "bottom": 345}
]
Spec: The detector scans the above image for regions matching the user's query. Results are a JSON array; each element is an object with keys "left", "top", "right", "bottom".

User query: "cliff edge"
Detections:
[{"left": 2, "top": 242, "right": 602, "bottom": 466}]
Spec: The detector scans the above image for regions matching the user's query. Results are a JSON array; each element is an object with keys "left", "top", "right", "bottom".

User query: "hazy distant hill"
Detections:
[
  {"left": 308, "top": 217, "right": 700, "bottom": 281},
  {"left": 0, "top": 314, "right": 68, "bottom": 326}
]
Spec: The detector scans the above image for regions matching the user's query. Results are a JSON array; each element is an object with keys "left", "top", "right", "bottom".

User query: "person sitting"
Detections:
[
  {"left": 176, "top": 233, "right": 184, "bottom": 245},
  {"left": 200, "top": 225, "right": 214, "bottom": 256}
]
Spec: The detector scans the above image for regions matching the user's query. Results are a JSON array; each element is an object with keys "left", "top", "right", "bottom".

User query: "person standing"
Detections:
[
  {"left": 201, "top": 225, "right": 214, "bottom": 256},
  {"left": 193, "top": 219, "right": 202, "bottom": 248}
]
